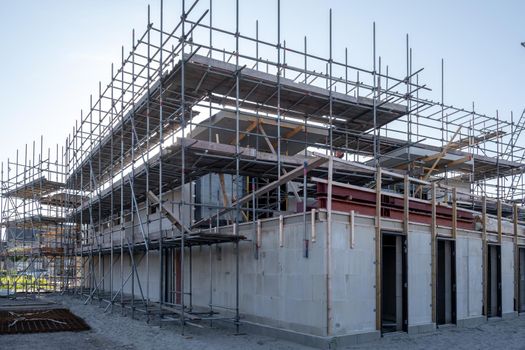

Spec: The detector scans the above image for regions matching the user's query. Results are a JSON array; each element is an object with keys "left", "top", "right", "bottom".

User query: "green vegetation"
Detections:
[{"left": 0, "top": 270, "right": 52, "bottom": 292}]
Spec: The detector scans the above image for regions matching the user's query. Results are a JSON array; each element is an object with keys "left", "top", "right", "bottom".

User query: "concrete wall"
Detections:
[
  {"left": 189, "top": 213, "right": 328, "bottom": 336},
  {"left": 94, "top": 251, "right": 161, "bottom": 302},
  {"left": 408, "top": 225, "right": 432, "bottom": 329},
  {"left": 88, "top": 184, "right": 192, "bottom": 250},
  {"left": 501, "top": 238, "right": 515, "bottom": 315},
  {"left": 456, "top": 232, "right": 483, "bottom": 320},
  {"left": 330, "top": 215, "right": 376, "bottom": 336},
  {"left": 84, "top": 209, "right": 522, "bottom": 342}
]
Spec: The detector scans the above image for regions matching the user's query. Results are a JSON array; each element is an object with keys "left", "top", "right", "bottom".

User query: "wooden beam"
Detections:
[
  {"left": 191, "top": 156, "right": 328, "bottom": 228},
  {"left": 217, "top": 134, "right": 232, "bottom": 222},
  {"left": 482, "top": 196, "right": 488, "bottom": 317},
  {"left": 497, "top": 199, "right": 502, "bottom": 244},
  {"left": 217, "top": 134, "right": 249, "bottom": 222},
  {"left": 311, "top": 208, "right": 316, "bottom": 243},
  {"left": 419, "top": 126, "right": 462, "bottom": 164},
  {"left": 513, "top": 203, "right": 519, "bottom": 312},
  {"left": 256, "top": 220, "right": 261, "bottom": 249},
  {"left": 403, "top": 175, "right": 409, "bottom": 236},
  {"left": 259, "top": 123, "right": 301, "bottom": 201},
  {"left": 448, "top": 130, "right": 505, "bottom": 150},
  {"left": 431, "top": 182, "right": 437, "bottom": 324},
  {"left": 446, "top": 155, "right": 472, "bottom": 169},
  {"left": 233, "top": 120, "right": 259, "bottom": 145},
  {"left": 271, "top": 125, "right": 304, "bottom": 149},
  {"left": 147, "top": 191, "right": 191, "bottom": 234},
  {"left": 218, "top": 170, "right": 230, "bottom": 208},
  {"left": 452, "top": 188, "right": 457, "bottom": 240},
  {"left": 415, "top": 127, "right": 462, "bottom": 196}
]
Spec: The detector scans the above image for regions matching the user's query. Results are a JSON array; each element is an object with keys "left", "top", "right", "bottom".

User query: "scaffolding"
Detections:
[
  {"left": 1, "top": 0, "right": 525, "bottom": 335},
  {"left": 0, "top": 140, "right": 70, "bottom": 295}
]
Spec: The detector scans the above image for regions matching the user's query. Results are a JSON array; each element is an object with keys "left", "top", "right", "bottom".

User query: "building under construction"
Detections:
[{"left": 1, "top": 1, "right": 525, "bottom": 348}]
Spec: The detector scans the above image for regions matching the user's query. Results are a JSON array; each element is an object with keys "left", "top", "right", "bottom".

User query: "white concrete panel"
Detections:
[
  {"left": 467, "top": 236, "right": 484, "bottom": 317},
  {"left": 184, "top": 215, "right": 328, "bottom": 336},
  {"left": 456, "top": 235, "right": 483, "bottom": 319},
  {"left": 501, "top": 240, "right": 515, "bottom": 314},
  {"left": 456, "top": 236, "right": 469, "bottom": 319},
  {"left": 408, "top": 230, "right": 432, "bottom": 326},
  {"left": 331, "top": 220, "right": 376, "bottom": 336}
]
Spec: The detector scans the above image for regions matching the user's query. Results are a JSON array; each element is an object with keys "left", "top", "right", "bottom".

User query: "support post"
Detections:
[
  {"left": 452, "top": 188, "right": 457, "bottom": 240},
  {"left": 403, "top": 175, "right": 409, "bottom": 236},
  {"left": 311, "top": 209, "right": 316, "bottom": 243},
  {"left": 375, "top": 166, "right": 382, "bottom": 331},
  {"left": 514, "top": 203, "right": 519, "bottom": 312},
  {"left": 431, "top": 182, "right": 437, "bottom": 324},
  {"left": 326, "top": 156, "right": 333, "bottom": 335},
  {"left": 482, "top": 196, "right": 488, "bottom": 317},
  {"left": 497, "top": 199, "right": 502, "bottom": 244}
]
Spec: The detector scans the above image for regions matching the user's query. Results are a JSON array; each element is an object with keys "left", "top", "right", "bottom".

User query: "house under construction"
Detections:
[{"left": 1, "top": 1, "right": 525, "bottom": 348}]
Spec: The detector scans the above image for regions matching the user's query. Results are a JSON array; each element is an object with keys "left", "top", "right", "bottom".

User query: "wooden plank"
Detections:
[
  {"left": 161, "top": 304, "right": 201, "bottom": 320},
  {"left": 147, "top": 191, "right": 191, "bottom": 234},
  {"left": 419, "top": 126, "right": 462, "bottom": 163},
  {"left": 446, "top": 155, "right": 472, "bottom": 169},
  {"left": 256, "top": 220, "right": 261, "bottom": 248},
  {"left": 233, "top": 120, "right": 259, "bottom": 145},
  {"left": 448, "top": 130, "right": 505, "bottom": 150},
  {"left": 259, "top": 123, "right": 301, "bottom": 201},
  {"left": 415, "top": 127, "right": 463, "bottom": 196},
  {"left": 271, "top": 125, "right": 304, "bottom": 149},
  {"left": 216, "top": 134, "right": 231, "bottom": 208},
  {"left": 218, "top": 134, "right": 248, "bottom": 222}
]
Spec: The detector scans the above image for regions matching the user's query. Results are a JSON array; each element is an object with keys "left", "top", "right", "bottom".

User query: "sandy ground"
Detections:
[{"left": 1, "top": 295, "right": 524, "bottom": 350}]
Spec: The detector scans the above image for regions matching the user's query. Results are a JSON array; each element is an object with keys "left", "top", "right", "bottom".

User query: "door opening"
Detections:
[
  {"left": 437, "top": 239, "right": 456, "bottom": 325},
  {"left": 381, "top": 232, "right": 408, "bottom": 333},
  {"left": 487, "top": 244, "right": 502, "bottom": 317}
]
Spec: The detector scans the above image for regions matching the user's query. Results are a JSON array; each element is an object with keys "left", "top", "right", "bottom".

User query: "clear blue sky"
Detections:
[{"left": 1, "top": 0, "right": 524, "bottom": 165}]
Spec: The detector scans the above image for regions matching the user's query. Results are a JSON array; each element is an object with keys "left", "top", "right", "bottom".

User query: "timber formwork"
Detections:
[{"left": 2, "top": 0, "right": 525, "bottom": 340}]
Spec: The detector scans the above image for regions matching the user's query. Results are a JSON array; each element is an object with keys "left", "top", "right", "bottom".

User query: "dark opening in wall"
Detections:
[
  {"left": 437, "top": 239, "right": 456, "bottom": 325},
  {"left": 487, "top": 244, "right": 502, "bottom": 318},
  {"left": 381, "top": 232, "right": 407, "bottom": 333}
]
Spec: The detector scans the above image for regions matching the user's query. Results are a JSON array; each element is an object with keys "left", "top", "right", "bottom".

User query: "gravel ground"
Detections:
[
  {"left": 349, "top": 318, "right": 525, "bottom": 350},
  {"left": 1, "top": 295, "right": 524, "bottom": 350},
  {"left": 1, "top": 295, "right": 312, "bottom": 350}
]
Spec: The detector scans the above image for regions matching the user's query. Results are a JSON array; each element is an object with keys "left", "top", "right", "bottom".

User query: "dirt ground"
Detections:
[{"left": 1, "top": 295, "right": 524, "bottom": 350}]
